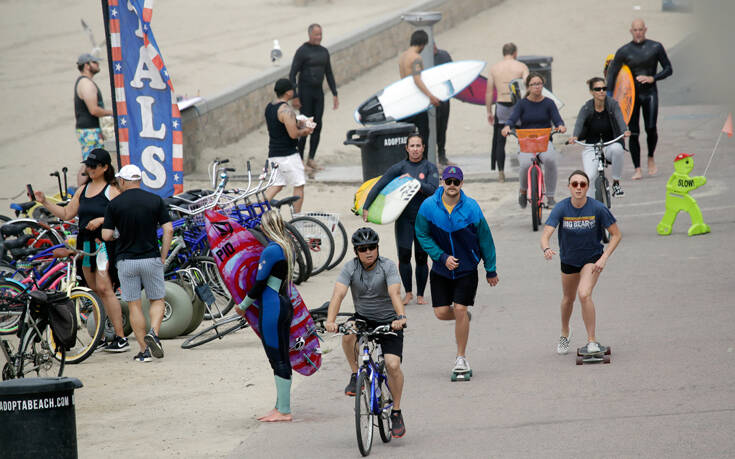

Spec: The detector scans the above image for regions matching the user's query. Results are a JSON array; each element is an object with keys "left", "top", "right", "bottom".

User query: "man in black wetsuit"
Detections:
[
  {"left": 606, "top": 19, "right": 672, "bottom": 179},
  {"left": 289, "top": 24, "right": 338, "bottom": 173},
  {"left": 433, "top": 44, "right": 456, "bottom": 166}
]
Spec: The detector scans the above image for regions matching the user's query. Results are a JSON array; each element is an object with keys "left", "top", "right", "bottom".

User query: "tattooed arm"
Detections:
[
  {"left": 278, "top": 103, "right": 314, "bottom": 139},
  {"left": 410, "top": 57, "right": 440, "bottom": 106}
]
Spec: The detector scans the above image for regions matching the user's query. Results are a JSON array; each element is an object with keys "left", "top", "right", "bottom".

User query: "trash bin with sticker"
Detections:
[
  {"left": 344, "top": 122, "right": 418, "bottom": 181},
  {"left": 0, "top": 377, "right": 84, "bottom": 459}
]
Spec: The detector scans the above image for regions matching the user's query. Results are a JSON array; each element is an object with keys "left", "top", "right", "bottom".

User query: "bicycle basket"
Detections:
[
  {"left": 517, "top": 128, "right": 552, "bottom": 153},
  {"left": 305, "top": 212, "right": 340, "bottom": 234}
]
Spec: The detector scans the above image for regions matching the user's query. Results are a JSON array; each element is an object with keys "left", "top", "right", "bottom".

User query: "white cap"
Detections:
[{"left": 116, "top": 164, "right": 143, "bottom": 181}]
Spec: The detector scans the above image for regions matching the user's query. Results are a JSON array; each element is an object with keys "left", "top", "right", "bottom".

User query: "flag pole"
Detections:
[
  {"left": 100, "top": 0, "right": 121, "bottom": 169},
  {"left": 702, "top": 130, "right": 722, "bottom": 178}
]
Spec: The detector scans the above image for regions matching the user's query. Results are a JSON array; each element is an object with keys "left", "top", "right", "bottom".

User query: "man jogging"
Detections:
[{"left": 415, "top": 166, "right": 499, "bottom": 376}]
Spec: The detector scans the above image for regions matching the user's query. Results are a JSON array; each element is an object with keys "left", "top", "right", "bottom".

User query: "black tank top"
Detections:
[
  {"left": 74, "top": 76, "right": 103, "bottom": 129},
  {"left": 265, "top": 102, "right": 298, "bottom": 157},
  {"left": 78, "top": 183, "right": 110, "bottom": 242}
]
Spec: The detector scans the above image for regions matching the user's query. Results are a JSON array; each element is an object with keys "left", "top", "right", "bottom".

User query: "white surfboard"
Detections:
[
  {"left": 509, "top": 78, "right": 564, "bottom": 109},
  {"left": 355, "top": 60, "right": 486, "bottom": 124}
]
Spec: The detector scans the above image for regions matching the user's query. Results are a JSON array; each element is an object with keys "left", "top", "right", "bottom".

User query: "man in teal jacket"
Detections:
[{"left": 415, "top": 166, "right": 500, "bottom": 375}]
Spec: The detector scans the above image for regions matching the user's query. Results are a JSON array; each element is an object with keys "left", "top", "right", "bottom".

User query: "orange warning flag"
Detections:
[{"left": 723, "top": 112, "right": 733, "bottom": 137}]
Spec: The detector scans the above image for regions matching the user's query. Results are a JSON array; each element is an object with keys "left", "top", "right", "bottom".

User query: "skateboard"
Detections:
[
  {"left": 451, "top": 368, "right": 472, "bottom": 382},
  {"left": 575, "top": 345, "right": 611, "bottom": 365}
]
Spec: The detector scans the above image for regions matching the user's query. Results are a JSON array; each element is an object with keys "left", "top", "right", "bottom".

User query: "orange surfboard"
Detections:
[{"left": 611, "top": 64, "right": 635, "bottom": 125}]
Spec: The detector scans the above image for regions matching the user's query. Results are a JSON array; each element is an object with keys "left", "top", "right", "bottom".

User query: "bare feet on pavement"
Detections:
[
  {"left": 648, "top": 158, "right": 657, "bottom": 176},
  {"left": 306, "top": 159, "right": 323, "bottom": 171},
  {"left": 257, "top": 409, "right": 293, "bottom": 422},
  {"left": 402, "top": 292, "right": 413, "bottom": 305},
  {"left": 417, "top": 296, "right": 427, "bottom": 305},
  {"left": 632, "top": 168, "right": 642, "bottom": 180}
]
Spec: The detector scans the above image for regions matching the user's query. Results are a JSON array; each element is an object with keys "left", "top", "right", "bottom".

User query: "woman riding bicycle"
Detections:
[
  {"left": 540, "top": 170, "right": 622, "bottom": 355},
  {"left": 361, "top": 133, "right": 439, "bottom": 305},
  {"left": 235, "top": 210, "right": 295, "bottom": 422},
  {"left": 569, "top": 77, "right": 631, "bottom": 198},
  {"left": 34, "top": 148, "right": 128, "bottom": 352},
  {"left": 501, "top": 72, "right": 566, "bottom": 208}
]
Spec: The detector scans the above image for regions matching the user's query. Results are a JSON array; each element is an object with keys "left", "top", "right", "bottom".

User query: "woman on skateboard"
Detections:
[
  {"left": 539, "top": 170, "right": 621, "bottom": 355},
  {"left": 236, "top": 211, "right": 295, "bottom": 422}
]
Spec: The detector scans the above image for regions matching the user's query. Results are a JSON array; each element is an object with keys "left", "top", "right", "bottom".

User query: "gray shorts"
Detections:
[{"left": 117, "top": 258, "right": 165, "bottom": 302}]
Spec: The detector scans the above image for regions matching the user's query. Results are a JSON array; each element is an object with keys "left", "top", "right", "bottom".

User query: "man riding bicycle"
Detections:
[{"left": 325, "top": 227, "right": 408, "bottom": 438}]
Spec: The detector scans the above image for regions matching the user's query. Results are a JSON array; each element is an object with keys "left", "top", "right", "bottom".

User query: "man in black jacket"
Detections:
[{"left": 289, "top": 24, "right": 339, "bottom": 173}]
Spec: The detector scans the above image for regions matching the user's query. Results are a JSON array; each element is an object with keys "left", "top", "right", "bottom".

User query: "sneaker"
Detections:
[
  {"left": 133, "top": 348, "right": 152, "bottom": 363},
  {"left": 557, "top": 334, "right": 571, "bottom": 355},
  {"left": 104, "top": 336, "right": 130, "bottom": 353},
  {"left": 453, "top": 356, "right": 469, "bottom": 372},
  {"left": 95, "top": 339, "right": 109, "bottom": 352},
  {"left": 612, "top": 182, "right": 624, "bottom": 197},
  {"left": 390, "top": 410, "right": 406, "bottom": 438},
  {"left": 546, "top": 197, "right": 556, "bottom": 207},
  {"left": 144, "top": 328, "right": 164, "bottom": 359},
  {"left": 518, "top": 192, "right": 527, "bottom": 208},
  {"left": 585, "top": 341, "right": 601, "bottom": 354},
  {"left": 344, "top": 373, "right": 357, "bottom": 396}
]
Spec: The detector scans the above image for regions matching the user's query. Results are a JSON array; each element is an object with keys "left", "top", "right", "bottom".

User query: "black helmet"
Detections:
[{"left": 351, "top": 227, "right": 379, "bottom": 248}]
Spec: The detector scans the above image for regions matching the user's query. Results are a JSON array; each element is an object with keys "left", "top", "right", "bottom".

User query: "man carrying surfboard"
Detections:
[
  {"left": 325, "top": 227, "right": 408, "bottom": 438},
  {"left": 361, "top": 133, "right": 439, "bottom": 305},
  {"left": 263, "top": 79, "right": 314, "bottom": 213},
  {"left": 487, "top": 43, "right": 529, "bottom": 183},
  {"left": 606, "top": 19, "right": 673, "bottom": 180},
  {"left": 415, "top": 166, "right": 499, "bottom": 376},
  {"left": 399, "top": 30, "right": 441, "bottom": 144}
]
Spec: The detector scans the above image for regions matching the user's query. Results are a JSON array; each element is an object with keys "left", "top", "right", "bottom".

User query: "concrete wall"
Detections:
[{"left": 180, "top": 0, "right": 503, "bottom": 173}]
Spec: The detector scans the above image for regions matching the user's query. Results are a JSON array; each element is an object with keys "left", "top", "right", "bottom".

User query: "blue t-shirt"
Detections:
[
  {"left": 506, "top": 97, "right": 564, "bottom": 129},
  {"left": 545, "top": 197, "right": 616, "bottom": 267}
]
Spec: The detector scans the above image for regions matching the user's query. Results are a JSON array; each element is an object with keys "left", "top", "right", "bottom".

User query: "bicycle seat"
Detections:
[
  {"left": 10, "top": 201, "right": 36, "bottom": 213},
  {"left": 309, "top": 301, "right": 330, "bottom": 318},
  {"left": 52, "top": 247, "right": 76, "bottom": 259},
  {"left": 9, "top": 246, "right": 41, "bottom": 259},
  {"left": 164, "top": 196, "right": 187, "bottom": 207},
  {"left": 270, "top": 196, "right": 299, "bottom": 209},
  {"left": 1, "top": 234, "right": 33, "bottom": 250},
  {"left": 1, "top": 222, "right": 29, "bottom": 237}
]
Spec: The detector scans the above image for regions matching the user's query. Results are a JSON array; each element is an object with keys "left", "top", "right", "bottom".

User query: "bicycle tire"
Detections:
[
  {"left": 595, "top": 176, "right": 611, "bottom": 243},
  {"left": 377, "top": 374, "right": 393, "bottom": 443},
  {"left": 19, "top": 328, "right": 64, "bottom": 377},
  {"left": 53, "top": 287, "right": 106, "bottom": 364},
  {"left": 355, "top": 371, "right": 374, "bottom": 456},
  {"left": 180, "top": 314, "right": 248, "bottom": 349},
  {"left": 289, "top": 216, "right": 334, "bottom": 276},
  {"left": 0, "top": 280, "right": 25, "bottom": 335},
  {"left": 530, "top": 167, "right": 541, "bottom": 232},
  {"left": 187, "top": 256, "right": 236, "bottom": 321},
  {"left": 284, "top": 222, "right": 311, "bottom": 284}
]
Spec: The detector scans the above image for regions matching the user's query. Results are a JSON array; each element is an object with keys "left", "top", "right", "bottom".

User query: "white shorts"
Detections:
[{"left": 269, "top": 153, "right": 306, "bottom": 187}]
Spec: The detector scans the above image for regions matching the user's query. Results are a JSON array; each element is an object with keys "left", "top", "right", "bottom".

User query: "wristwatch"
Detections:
[{"left": 396, "top": 315, "right": 407, "bottom": 320}]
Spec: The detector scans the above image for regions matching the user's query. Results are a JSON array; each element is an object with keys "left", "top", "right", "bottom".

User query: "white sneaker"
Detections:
[
  {"left": 586, "top": 341, "right": 601, "bottom": 353},
  {"left": 557, "top": 335, "right": 570, "bottom": 355},
  {"left": 454, "top": 356, "right": 469, "bottom": 372}
]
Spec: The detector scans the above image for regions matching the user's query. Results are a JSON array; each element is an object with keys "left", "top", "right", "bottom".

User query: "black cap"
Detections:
[
  {"left": 82, "top": 148, "right": 112, "bottom": 167},
  {"left": 274, "top": 78, "right": 294, "bottom": 96}
]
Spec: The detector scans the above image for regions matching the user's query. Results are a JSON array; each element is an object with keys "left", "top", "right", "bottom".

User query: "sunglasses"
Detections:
[
  {"left": 592, "top": 87, "right": 607, "bottom": 92},
  {"left": 444, "top": 178, "right": 461, "bottom": 186},
  {"left": 570, "top": 181, "right": 588, "bottom": 188},
  {"left": 356, "top": 244, "right": 378, "bottom": 253}
]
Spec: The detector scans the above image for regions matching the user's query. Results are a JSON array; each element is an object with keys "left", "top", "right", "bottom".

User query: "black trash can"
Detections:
[
  {"left": 518, "top": 55, "right": 554, "bottom": 91},
  {"left": 0, "top": 377, "right": 83, "bottom": 459},
  {"left": 344, "top": 122, "right": 417, "bottom": 181}
]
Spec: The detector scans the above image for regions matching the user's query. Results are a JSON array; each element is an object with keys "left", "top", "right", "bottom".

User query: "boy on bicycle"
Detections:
[{"left": 325, "top": 227, "right": 408, "bottom": 438}]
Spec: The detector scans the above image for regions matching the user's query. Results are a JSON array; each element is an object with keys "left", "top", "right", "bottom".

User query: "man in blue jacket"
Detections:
[{"left": 415, "top": 166, "right": 499, "bottom": 375}]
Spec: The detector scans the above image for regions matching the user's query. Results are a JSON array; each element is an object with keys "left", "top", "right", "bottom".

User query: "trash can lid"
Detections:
[
  {"left": 350, "top": 122, "right": 416, "bottom": 136},
  {"left": 518, "top": 55, "right": 553, "bottom": 64},
  {"left": 0, "top": 377, "right": 83, "bottom": 395}
]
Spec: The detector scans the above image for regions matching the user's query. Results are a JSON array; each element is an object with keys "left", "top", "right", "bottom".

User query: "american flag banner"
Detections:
[{"left": 106, "top": 0, "right": 183, "bottom": 196}]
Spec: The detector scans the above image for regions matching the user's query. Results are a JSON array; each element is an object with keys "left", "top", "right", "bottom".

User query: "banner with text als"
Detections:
[{"left": 107, "top": 0, "right": 183, "bottom": 196}]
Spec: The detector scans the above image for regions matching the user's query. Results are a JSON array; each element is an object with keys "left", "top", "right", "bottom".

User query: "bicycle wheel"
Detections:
[
  {"left": 19, "top": 328, "right": 64, "bottom": 377},
  {"left": 180, "top": 314, "right": 248, "bottom": 349},
  {"left": 595, "top": 175, "right": 611, "bottom": 243},
  {"left": 284, "top": 222, "right": 311, "bottom": 284},
  {"left": 355, "top": 371, "right": 374, "bottom": 456},
  {"left": 377, "top": 374, "right": 393, "bottom": 443},
  {"left": 188, "top": 256, "right": 236, "bottom": 320},
  {"left": 289, "top": 216, "right": 334, "bottom": 276},
  {"left": 307, "top": 213, "right": 348, "bottom": 270},
  {"left": 0, "top": 280, "right": 25, "bottom": 335},
  {"left": 55, "top": 287, "right": 105, "bottom": 364},
  {"left": 530, "top": 167, "right": 541, "bottom": 232}
]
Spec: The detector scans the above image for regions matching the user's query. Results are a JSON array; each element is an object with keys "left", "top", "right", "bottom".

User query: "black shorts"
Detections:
[
  {"left": 351, "top": 313, "right": 403, "bottom": 360},
  {"left": 430, "top": 270, "right": 478, "bottom": 307},
  {"left": 560, "top": 253, "right": 603, "bottom": 274}
]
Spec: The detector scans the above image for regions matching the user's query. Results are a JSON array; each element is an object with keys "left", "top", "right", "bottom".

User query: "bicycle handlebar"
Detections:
[
  {"left": 570, "top": 133, "right": 626, "bottom": 147},
  {"left": 63, "top": 239, "right": 103, "bottom": 257}
]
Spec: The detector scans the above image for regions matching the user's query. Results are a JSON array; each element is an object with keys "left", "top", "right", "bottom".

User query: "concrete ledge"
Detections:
[{"left": 181, "top": 0, "right": 503, "bottom": 173}]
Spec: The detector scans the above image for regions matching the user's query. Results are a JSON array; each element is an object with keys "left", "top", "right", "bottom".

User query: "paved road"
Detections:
[{"left": 231, "top": 105, "right": 735, "bottom": 458}]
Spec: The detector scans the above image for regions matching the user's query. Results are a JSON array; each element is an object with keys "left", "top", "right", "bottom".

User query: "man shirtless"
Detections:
[
  {"left": 486, "top": 43, "right": 529, "bottom": 182},
  {"left": 399, "top": 30, "right": 440, "bottom": 143}
]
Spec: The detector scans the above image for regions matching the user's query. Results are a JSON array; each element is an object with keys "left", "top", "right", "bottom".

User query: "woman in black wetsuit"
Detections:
[
  {"left": 606, "top": 19, "right": 672, "bottom": 179},
  {"left": 35, "top": 148, "right": 128, "bottom": 352},
  {"left": 361, "top": 134, "right": 439, "bottom": 305},
  {"left": 236, "top": 211, "right": 295, "bottom": 422}
]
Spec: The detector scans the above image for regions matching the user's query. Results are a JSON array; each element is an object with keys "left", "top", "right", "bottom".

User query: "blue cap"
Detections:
[{"left": 441, "top": 166, "right": 463, "bottom": 181}]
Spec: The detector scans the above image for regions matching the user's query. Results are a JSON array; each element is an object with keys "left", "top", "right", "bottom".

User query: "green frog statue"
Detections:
[{"left": 657, "top": 153, "right": 710, "bottom": 236}]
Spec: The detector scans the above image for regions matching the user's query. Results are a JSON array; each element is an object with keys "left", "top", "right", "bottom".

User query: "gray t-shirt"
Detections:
[{"left": 336, "top": 257, "right": 401, "bottom": 323}]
